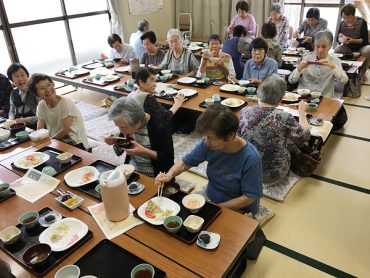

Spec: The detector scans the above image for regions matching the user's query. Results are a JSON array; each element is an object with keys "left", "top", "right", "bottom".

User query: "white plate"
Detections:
[
  {"left": 13, "top": 152, "right": 50, "bottom": 170},
  {"left": 283, "top": 56, "right": 300, "bottom": 62},
  {"left": 333, "top": 53, "right": 343, "bottom": 58},
  {"left": 238, "top": 80, "right": 250, "bottom": 86},
  {"left": 137, "top": 197, "right": 181, "bottom": 225},
  {"left": 177, "top": 77, "right": 196, "bottom": 84},
  {"left": 220, "top": 84, "right": 240, "bottom": 92},
  {"left": 101, "top": 75, "right": 119, "bottom": 82},
  {"left": 84, "top": 62, "right": 104, "bottom": 69},
  {"left": 277, "top": 69, "right": 292, "bottom": 76},
  {"left": 163, "top": 88, "right": 178, "bottom": 96},
  {"left": 115, "top": 65, "right": 131, "bottom": 73},
  {"left": 178, "top": 88, "right": 197, "bottom": 97},
  {"left": 188, "top": 45, "right": 203, "bottom": 51},
  {"left": 283, "top": 49, "right": 299, "bottom": 55},
  {"left": 39, "top": 217, "right": 88, "bottom": 252},
  {"left": 196, "top": 231, "right": 221, "bottom": 250},
  {"left": 64, "top": 166, "right": 100, "bottom": 187},
  {"left": 221, "top": 98, "right": 245, "bottom": 108},
  {"left": 283, "top": 92, "right": 300, "bottom": 102}
]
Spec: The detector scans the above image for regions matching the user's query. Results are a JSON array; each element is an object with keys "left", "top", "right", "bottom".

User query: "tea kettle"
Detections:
[{"left": 99, "top": 170, "right": 129, "bottom": 221}]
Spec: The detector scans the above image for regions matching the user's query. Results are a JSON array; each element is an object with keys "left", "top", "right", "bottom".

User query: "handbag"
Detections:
[{"left": 289, "top": 143, "right": 321, "bottom": 177}]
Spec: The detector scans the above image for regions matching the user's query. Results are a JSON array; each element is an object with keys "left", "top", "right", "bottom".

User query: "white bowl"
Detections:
[
  {"left": 297, "top": 88, "right": 311, "bottom": 96},
  {"left": 311, "top": 91, "right": 322, "bottom": 99},
  {"left": 238, "top": 80, "right": 250, "bottom": 87},
  {"left": 352, "top": 52, "right": 360, "bottom": 58},
  {"left": 183, "top": 215, "right": 204, "bottom": 233},
  {"left": 182, "top": 194, "right": 205, "bottom": 213},
  {"left": 29, "top": 129, "right": 50, "bottom": 142},
  {"left": 0, "top": 128, "right": 10, "bottom": 142},
  {"left": 161, "top": 70, "right": 171, "bottom": 75},
  {"left": 0, "top": 226, "right": 21, "bottom": 245},
  {"left": 54, "top": 265, "right": 80, "bottom": 278},
  {"left": 56, "top": 152, "right": 73, "bottom": 164},
  {"left": 115, "top": 164, "right": 134, "bottom": 178}
]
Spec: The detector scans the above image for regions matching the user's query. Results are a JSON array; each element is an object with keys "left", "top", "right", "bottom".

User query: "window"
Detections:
[{"left": 0, "top": 32, "right": 12, "bottom": 74}]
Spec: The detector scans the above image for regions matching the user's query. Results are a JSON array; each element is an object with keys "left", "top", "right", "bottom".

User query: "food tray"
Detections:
[
  {"left": 75, "top": 160, "right": 140, "bottom": 200},
  {"left": 74, "top": 239, "right": 166, "bottom": 278},
  {"left": 0, "top": 207, "right": 93, "bottom": 277},
  {"left": 199, "top": 97, "right": 247, "bottom": 111},
  {"left": 0, "top": 188, "right": 16, "bottom": 203},
  {"left": 156, "top": 74, "right": 179, "bottom": 82},
  {"left": 155, "top": 90, "right": 198, "bottom": 102},
  {"left": 55, "top": 70, "right": 90, "bottom": 79},
  {"left": 82, "top": 61, "right": 114, "bottom": 70},
  {"left": 0, "top": 134, "right": 30, "bottom": 151},
  {"left": 82, "top": 76, "right": 120, "bottom": 86},
  {"left": 220, "top": 85, "right": 258, "bottom": 96},
  {"left": 281, "top": 94, "right": 323, "bottom": 104},
  {"left": 135, "top": 191, "right": 222, "bottom": 244},
  {"left": 11, "top": 146, "right": 82, "bottom": 176},
  {"left": 114, "top": 83, "right": 136, "bottom": 93},
  {"left": 177, "top": 80, "right": 211, "bottom": 89}
]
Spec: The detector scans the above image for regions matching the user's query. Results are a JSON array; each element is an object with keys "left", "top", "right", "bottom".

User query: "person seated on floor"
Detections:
[
  {"left": 262, "top": 22, "right": 283, "bottom": 68},
  {"left": 0, "top": 72, "right": 12, "bottom": 118},
  {"left": 130, "top": 20, "right": 149, "bottom": 60},
  {"left": 155, "top": 105, "right": 262, "bottom": 215},
  {"left": 6, "top": 63, "right": 38, "bottom": 129},
  {"left": 140, "top": 31, "right": 166, "bottom": 67},
  {"left": 101, "top": 34, "right": 136, "bottom": 65},
  {"left": 268, "top": 3, "right": 289, "bottom": 48},
  {"left": 230, "top": 37, "right": 278, "bottom": 85},
  {"left": 27, "top": 74, "right": 89, "bottom": 151},
  {"left": 289, "top": 30, "right": 349, "bottom": 98},
  {"left": 222, "top": 25, "right": 252, "bottom": 80},
  {"left": 335, "top": 3, "right": 370, "bottom": 81},
  {"left": 197, "top": 34, "right": 236, "bottom": 80},
  {"left": 150, "top": 29, "right": 199, "bottom": 76},
  {"left": 104, "top": 97, "right": 174, "bottom": 177},
  {"left": 127, "top": 67, "right": 185, "bottom": 123},
  {"left": 238, "top": 75, "right": 311, "bottom": 186},
  {"left": 227, "top": 1, "right": 256, "bottom": 38},
  {"left": 292, "top": 8, "right": 328, "bottom": 51}
]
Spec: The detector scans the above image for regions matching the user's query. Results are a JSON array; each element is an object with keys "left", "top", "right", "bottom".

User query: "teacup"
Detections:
[
  {"left": 237, "top": 87, "right": 246, "bottom": 94},
  {"left": 42, "top": 166, "right": 57, "bottom": 177},
  {"left": 127, "top": 79, "right": 135, "bottom": 86},
  {"left": 204, "top": 77, "right": 210, "bottom": 84},
  {"left": 307, "top": 103, "right": 318, "bottom": 112},
  {"left": 246, "top": 87, "right": 257, "bottom": 95},
  {"left": 94, "top": 74, "right": 102, "bottom": 80},
  {"left": 159, "top": 75, "right": 168, "bottom": 82}
]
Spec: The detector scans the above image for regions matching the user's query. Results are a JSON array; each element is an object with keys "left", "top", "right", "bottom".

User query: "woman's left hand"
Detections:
[
  {"left": 319, "top": 59, "right": 336, "bottom": 69},
  {"left": 123, "top": 140, "right": 147, "bottom": 156},
  {"left": 249, "top": 78, "right": 262, "bottom": 85}
]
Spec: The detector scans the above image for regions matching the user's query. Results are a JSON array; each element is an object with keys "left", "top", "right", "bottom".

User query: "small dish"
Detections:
[
  {"left": 246, "top": 87, "right": 257, "bottom": 95},
  {"left": 311, "top": 91, "right": 322, "bottom": 99},
  {"left": 163, "top": 215, "right": 183, "bottom": 234},
  {"left": 238, "top": 80, "right": 250, "bottom": 86},
  {"left": 0, "top": 226, "right": 21, "bottom": 245},
  {"left": 15, "top": 130, "right": 29, "bottom": 140},
  {"left": 159, "top": 75, "right": 168, "bottom": 82},
  {"left": 352, "top": 52, "right": 360, "bottom": 58},
  {"left": 0, "top": 128, "right": 10, "bottom": 142},
  {"left": 311, "top": 98, "right": 320, "bottom": 104},
  {"left": 197, "top": 231, "right": 221, "bottom": 250},
  {"left": 42, "top": 166, "right": 57, "bottom": 177},
  {"left": 56, "top": 152, "right": 73, "bottom": 164},
  {"left": 23, "top": 243, "right": 51, "bottom": 268},
  {"left": 161, "top": 70, "right": 171, "bottom": 75},
  {"left": 38, "top": 211, "right": 62, "bottom": 227},
  {"left": 309, "top": 118, "right": 324, "bottom": 126},
  {"left": 128, "top": 182, "right": 145, "bottom": 195},
  {"left": 115, "top": 164, "right": 134, "bottom": 178},
  {"left": 182, "top": 194, "right": 205, "bottom": 213},
  {"left": 183, "top": 215, "right": 204, "bottom": 233},
  {"left": 297, "top": 88, "right": 311, "bottom": 96},
  {"left": 205, "top": 98, "right": 214, "bottom": 105},
  {"left": 9, "top": 123, "right": 26, "bottom": 134},
  {"left": 131, "top": 263, "right": 155, "bottom": 278},
  {"left": 221, "top": 98, "right": 245, "bottom": 108},
  {"left": 54, "top": 265, "right": 81, "bottom": 278},
  {"left": 55, "top": 192, "right": 84, "bottom": 210},
  {"left": 126, "top": 79, "right": 135, "bottom": 86},
  {"left": 0, "top": 183, "right": 10, "bottom": 198},
  {"left": 18, "top": 211, "right": 39, "bottom": 229},
  {"left": 237, "top": 87, "right": 246, "bottom": 94}
]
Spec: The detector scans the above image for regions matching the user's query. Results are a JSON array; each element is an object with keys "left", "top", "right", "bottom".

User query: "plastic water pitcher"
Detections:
[{"left": 100, "top": 170, "right": 129, "bottom": 221}]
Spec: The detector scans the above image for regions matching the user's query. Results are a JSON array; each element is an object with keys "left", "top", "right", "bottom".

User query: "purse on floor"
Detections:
[{"left": 290, "top": 143, "right": 321, "bottom": 177}]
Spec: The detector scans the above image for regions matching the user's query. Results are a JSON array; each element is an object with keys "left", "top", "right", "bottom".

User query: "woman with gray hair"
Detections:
[
  {"left": 104, "top": 97, "right": 174, "bottom": 177},
  {"left": 268, "top": 3, "right": 289, "bottom": 48},
  {"left": 150, "top": 29, "right": 199, "bottom": 76},
  {"left": 238, "top": 75, "right": 311, "bottom": 185},
  {"left": 289, "top": 30, "right": 348, "bottom": 98}
]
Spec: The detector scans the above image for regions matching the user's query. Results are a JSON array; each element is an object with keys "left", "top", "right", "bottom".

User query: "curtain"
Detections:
[
  {"left": 355, "top": 0, "right": 370, "bottom": 24},
  {"left": 107, "top": 0, "right": 125, "bottom": 42}
]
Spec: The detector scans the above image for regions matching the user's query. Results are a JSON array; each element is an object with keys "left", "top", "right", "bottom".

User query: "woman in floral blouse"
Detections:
[
  {"left": 268, "top": 3, "right": 289, "bottom": 48},
  {"left": 238, "top": 75, "right": 311, "bottom": 185}
]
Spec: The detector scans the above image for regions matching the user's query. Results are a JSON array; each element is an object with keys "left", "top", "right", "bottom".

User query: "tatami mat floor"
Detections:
[{"left": 60, "top": 81, "right": 370, "bottom": 277}]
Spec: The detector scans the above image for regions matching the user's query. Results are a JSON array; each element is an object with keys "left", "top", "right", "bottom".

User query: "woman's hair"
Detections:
[
  {"left": 208, "top": 34, "right": 222, "bottom": 44},
  {"left": 27, "top": 73, "right": 53, "bottom": 96},
  {"left": 7, "top": 63, "right": 29, "bottom": 81},
  {"left": 167, "top": 29, "right": 182, "bottom": 41},
  {"left": 251, "top": 37, "right": 268, "bottom": 54},
  {"left": 236, "top": 1, "right": 249, "bottom": 13},
  {"left": 196, "top": 105, "right": 239, "bottom": 140},
  {"left": 233, "top": 25, "right": 247, "bottom": 37},
  {"left": 257, "top": 74, "right": 286, "bottom": 105},
  {"left": 341, "top": 4, "right": 356, "bottom": 16},
  {"left": 306, "top": 8, "right": 320, "bottom": 19},
  {"left": 135, "top": 67, "right": 156, "bottom": 84},
  {"left": 313, "top": 30, "right": 333, "bottom": 47},
  {"left": 140, "top": 31, "right": 157, "bottom": 44},
  {"left": 270, "top": 3, "right": 282, "bottom": 14},
  {"left": 261, "top": 22, "right": 277, "bottom": 39},
  {"left": 137, "top": 20, "right": 149, "bottom": 32},
  {"left": 108, "top": 97, "right": 145, "bottom": 127},
  {"left": 107, "top": 34, "right": 122, "bottom": 47}
]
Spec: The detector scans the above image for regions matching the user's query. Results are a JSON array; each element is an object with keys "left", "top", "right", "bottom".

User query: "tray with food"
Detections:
[
  {"left": 177, "top": 77, "right": 211, "bottom": 89},
  {"left": 55, "top": 68, "right": 90, "bottom": 79},
  {"left": 199, "top": 97, "right": 247, "bottom": 111},
  {"left": 155, "top": 88, "right": 198, "bottom": 102},
  {"left": 0, "top": 183, "right": 16, "bottom": 203},
  {"left": 82, "top": 74, "right": 120, "bottom": 86},
  {"left": 0, "top": 125, "right": 31, "bottom": 151}
]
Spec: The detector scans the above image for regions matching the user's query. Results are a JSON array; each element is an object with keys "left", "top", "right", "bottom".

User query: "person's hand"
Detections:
[
  {"left": 118, "top": 58, "right": 127, "bottom": 65},
  {"left": 292, "top": 31, "right": 299, "bottom": 38},
  {"left": 148, "top": 64, "right": 159, "bottom": 70},
  {"left": 201, "top": 50, "right": 211, "bottom": 60},
  {"left": 228, "top": 76, "right": 238, "bottom": 84},
  {"left": 228, "top": 23, "right": 235, "bottom": 31},
  {"left": 124, "top": 140, "right": 146, "bottom": 156},
  {"left": 297, "top": 60, "right": 309, "bottom": 72},
  {"left": 298, "top": 100, "right": 308, "bottom": 113},
  {"left": 343, "top": 37, "right": 352, "bottom": 45},
  {"left": 174, "top": 92, "right": 185, "bottom": 105},
  {"left": 319, "top": 58, "right": 336, "bottom": 69},
  {"left": 100, "top": 53, "right": 108, "bottom": 60},
  {"left": 155, "top": 172, "right": 173, "bottom": 187},
  {"left": 15, "top": 118, "right": 29, "bottom": 124},
  {"left": 301, "top": 36, "right": 310, "bottom": 44},
  {"left": 249, "top": 78, "right": 262, "bottom": 85},
  {"left": 104, "top": 133, "right": 116, "bottom": 145}
]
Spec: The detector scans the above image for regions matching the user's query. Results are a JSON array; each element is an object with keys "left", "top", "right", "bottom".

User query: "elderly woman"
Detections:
[
  {"left": 268, "top": 3, "right": 289, "bottom": 48},
  {"left": 6, "top": 63, "right": 38, "bottom": 129},
  {"left": 197, "top": 34, "right": 235, "bottom": 80},
  {"left": 28, "top": 74, "right": 89, "bottom": 150},
  {"left": 104, "top": 97, "right": 174, "bottom": 177},
  {"left": 238, "top": 75, "right": 311, "bottom": 185},
  {"left": 151, "top": 29, "right": 199, "bottom": 76},
  {"left": 239, "top": 38, "right": 278, "bottom": 85},
  {"left": 262, "top": 22, "right": 283, "bottom": 68},
  {"left": 140, "top": 31, "right": 166, "bottom": 67},
  {"left": 101, "top": 34, "right": 136, "bottom": 65},
  {"left": 289, "top": 31, "right": 349, "bottom": 98},
  {"left": 227, "top": 1, "right": 256, "bottom": 37},
  {"left": 335, "top": 4, "right": 370, "bottom": 81},
  {"left": 156, "top": 105, "right": 262, "bottom": 215},
  {"left": 0, "top": 73, "right": 12, "bottom": 118}
]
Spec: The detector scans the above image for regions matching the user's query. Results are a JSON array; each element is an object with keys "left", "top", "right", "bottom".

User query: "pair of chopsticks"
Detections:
[
  {"left": 227, "top": 76, "right": 235, "bottom": 84},
  {"left": 113, "top": 136, "right": 127, "bottom": 140},
  {"left": 157, "top": 172, "right": 165, "bottom": 207}
]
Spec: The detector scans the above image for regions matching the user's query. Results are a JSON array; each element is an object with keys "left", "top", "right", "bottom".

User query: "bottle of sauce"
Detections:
[{"left": 100, "top": 170, "right": 129, "bottom": 221}]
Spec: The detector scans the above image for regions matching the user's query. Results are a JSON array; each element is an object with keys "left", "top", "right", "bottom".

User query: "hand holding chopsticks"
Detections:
[{"left": 157, "top": 171, "right": 165, "bottom": 207}]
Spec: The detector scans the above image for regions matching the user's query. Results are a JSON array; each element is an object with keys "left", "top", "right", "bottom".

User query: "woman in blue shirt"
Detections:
[{"left": 155, "top": 105, "right": 262, "bottom": 215}]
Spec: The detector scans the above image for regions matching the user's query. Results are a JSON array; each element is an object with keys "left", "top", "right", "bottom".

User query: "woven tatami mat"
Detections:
[
  {"left": 314, "top": 135, "right": 370, "bottom": 190},
  {"left": 261, "top": 177, "right": 370, "bottom": 278},
  {"left": 242, "top": 247, "right": 331, "bottom": 278}
]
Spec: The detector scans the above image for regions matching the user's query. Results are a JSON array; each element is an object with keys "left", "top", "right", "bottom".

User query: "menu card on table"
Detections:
[
  {"left": 10, "top": 169, "right": 60, "bottom": 203},
  {"left": 88, "top": 203, "right": 144, "bottom": 240}
]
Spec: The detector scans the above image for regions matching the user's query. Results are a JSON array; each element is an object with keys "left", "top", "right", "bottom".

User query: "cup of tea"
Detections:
[
  {"left": 131, "top": 263, "right": 155, "bottom": 278},
  {"left": 307, "top": 103, "right": 318, "bottom": 112},
  {"left": 94, "top": 73, "right": 102, "bottom": 80},
  {"left": 127, "top": 79, "right": 135, "bottom": 86},
  {"left": 18, "top": 211, "right": 39, "bottom": 229}
]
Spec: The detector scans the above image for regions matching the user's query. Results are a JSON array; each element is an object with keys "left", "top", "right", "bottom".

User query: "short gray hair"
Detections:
[
  {"left": 108, "top": 97, "right": 145, "bottom": 127},
  {"left": 270, "top": 3, "right": 282, "bottom": 13},
  {"left": 314, "top": 30, "right": 333, "bottom": 47},
  {"left": 167, "top": 29, "right": 182, "bottom": 41},
  {"left": 137, "top": 20, "right": 149, "bottom": 32},
  {"left": 257, "top": 74, "right": 287, "bottom": 105}
]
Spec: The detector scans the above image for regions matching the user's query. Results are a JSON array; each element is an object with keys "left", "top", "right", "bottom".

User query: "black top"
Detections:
[
  {"left": 0, "top": 73, "right": 12, "bottom": 118},
  {"left": 337, "top": 17, "right": 369, "bottom": 51}
]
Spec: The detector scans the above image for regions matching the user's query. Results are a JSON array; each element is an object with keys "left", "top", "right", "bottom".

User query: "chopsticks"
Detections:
[
  {"left": 227, "top": 76, "right": 235, "bottom": 85},
  {"left": 157, "top": 172, "right": 165, "bottom": 207},
  {"left": 113, "top": 136, "right": 127, "bottom": 140},
  {"left": 49, "top": 150, "right": 61, "bottom": 155}
]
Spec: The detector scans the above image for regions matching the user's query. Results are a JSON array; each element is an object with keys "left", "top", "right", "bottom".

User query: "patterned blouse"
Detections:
[
  {"left": 238, "top": 106, "right": 311, "bottom": 182},
  {"left": 131, "top": 126, "right": 155, "bottom": 178},
  {"left": 268, "top": 15, "right": 289, "bottom": 48},
  {"left": 159, "top": 48, "right": 199, "bottom": 75},
  {"left": 266, "top": 38, "right": 283, "bottom": 68}
]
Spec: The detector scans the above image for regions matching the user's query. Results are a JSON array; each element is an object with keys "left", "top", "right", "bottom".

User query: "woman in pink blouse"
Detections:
[{"left": 227, "top": 1, "right": 256, "bottom": 37}]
